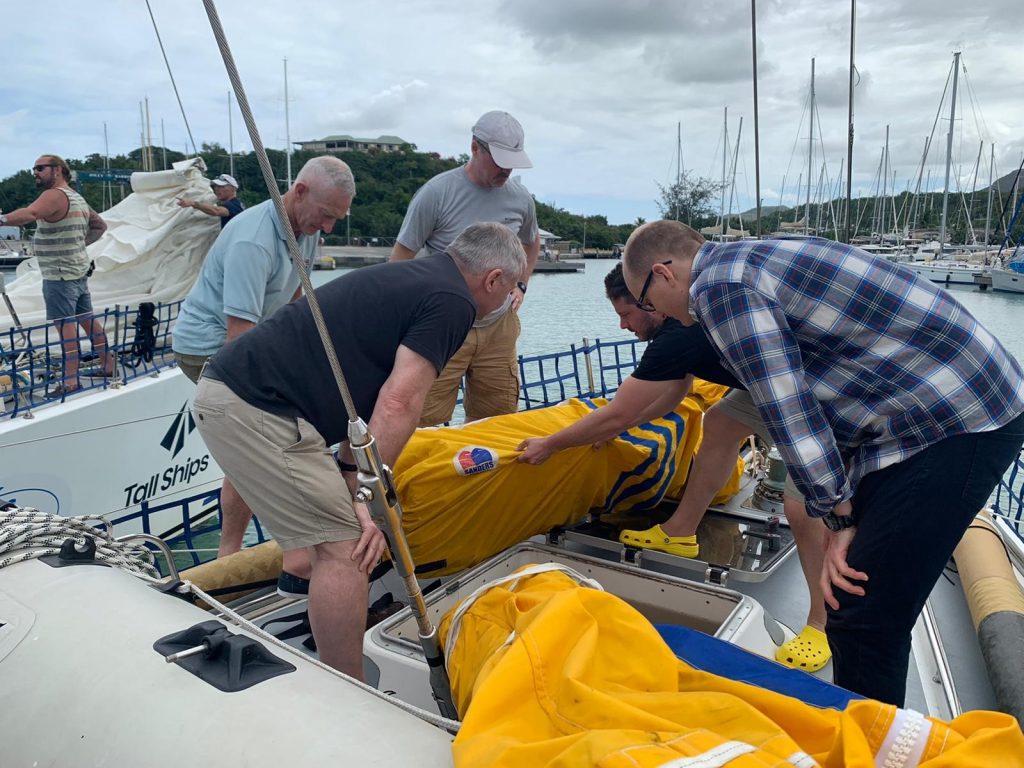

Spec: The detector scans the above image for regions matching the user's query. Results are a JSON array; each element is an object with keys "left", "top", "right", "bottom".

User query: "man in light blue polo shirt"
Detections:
[{"left": 172, "top": 155, "right": 355, "bottom": 563}]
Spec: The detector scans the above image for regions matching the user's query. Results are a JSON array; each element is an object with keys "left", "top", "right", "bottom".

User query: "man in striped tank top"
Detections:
[{"left": 0, "top": 155, "right": 113, "bottom": 395}]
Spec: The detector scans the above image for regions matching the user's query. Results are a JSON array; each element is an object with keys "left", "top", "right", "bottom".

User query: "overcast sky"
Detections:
[{"left": 3, "top": 0, "right": 1021, "bottom": 226}]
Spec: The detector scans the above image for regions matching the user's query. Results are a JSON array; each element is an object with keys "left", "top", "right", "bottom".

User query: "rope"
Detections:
[
  {"left": 200, "top": 0, "right": 358, "bottom": 424},
  {"left": 0, "top": 505, "right": 160, "bottom": 579},
  {"left": 144, "top": 0, "right": 198, "bottom": 157},
  {"left": 0, "top": 505, "right": 458, "bottom": 731},
  {"left": 184, "top": 581, "right": 462, "bottom": 734}
]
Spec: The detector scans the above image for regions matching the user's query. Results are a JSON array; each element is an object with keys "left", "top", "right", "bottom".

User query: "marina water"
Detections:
[{"left": 311, "top": 262, "right": 1024, "bottom": 365}]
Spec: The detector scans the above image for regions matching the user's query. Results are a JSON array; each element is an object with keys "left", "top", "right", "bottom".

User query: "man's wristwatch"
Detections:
[
  {"left": 0, "top": 214, "right": 8, "bottom": 225},
  {"left": 822, "top": 511, "right": 857, "bottom": 532},
  {"left": 516, "top": 281, "right": 528, "bottom": 294}
]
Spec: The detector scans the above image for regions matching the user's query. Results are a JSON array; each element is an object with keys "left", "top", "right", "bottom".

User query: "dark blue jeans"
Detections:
[{"left": 826, "top": 412, "right": 1024, "bottom": 706}]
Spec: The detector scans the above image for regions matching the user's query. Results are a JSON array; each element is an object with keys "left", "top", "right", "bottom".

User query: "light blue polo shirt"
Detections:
[{"left": 172, "top": 199, "right": 317, "bottom": 356}]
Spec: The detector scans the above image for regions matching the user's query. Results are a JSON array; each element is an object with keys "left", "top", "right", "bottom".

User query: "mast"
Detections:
[
  {"left": 284, "top": 58, "right": 292, "bottom": 188},
  {"left": 138, "top": 101, "right": 148, "bottom": 172},
  {"left": 228, "top": 91, "right": 235, "bottom": 177},
  {"left": 720, "top": 107, "right": 728, "bottom": 237},
  {"left": 675, "top": 121, "right": 682, "bottom": 221},
  {"left": 985, "top": 143, "right": 995, "bottom": 245},
  {"left": 727, "top": 116, "right": 744, "bottom": 234},
  {"left": 751, "top": 0, "right": 762, "bottom": 237},
  {"left": 845, "top": 0, "right": 856, "bottom": 242},
  {"left": 103, "top": 122, "right": 112, "bottom": 209},
  {"left": 938, "top": 51, "right": 961, "bottom": 252},
  {"left": 145, "top": 97, "right": 154, "bottom": 172},
  {"left": 880, "top": 125, "right": 889, "bottom": 241},
  {"left": 161, "top": 118, "right": 167, "bottom": 170},
  {"left": 805, "top": 57, "right": 815, "bottom": 235}
]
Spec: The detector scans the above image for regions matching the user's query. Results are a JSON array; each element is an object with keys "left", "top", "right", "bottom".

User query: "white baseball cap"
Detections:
[
  {"left": 472, "top": 111, "right": 532, "bottom": 169},
  {"left": 211, "top": 173, "right": 238, "bottom": 188}
]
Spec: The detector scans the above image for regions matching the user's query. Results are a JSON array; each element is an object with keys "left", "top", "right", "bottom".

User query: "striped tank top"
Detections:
[{"left": 33, "top": 187, "right": 92, "bottom": 281}]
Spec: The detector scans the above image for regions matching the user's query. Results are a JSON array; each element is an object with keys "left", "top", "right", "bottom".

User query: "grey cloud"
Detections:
[{"left": 314, "top": 80, "right": 430, "bottom": 133}]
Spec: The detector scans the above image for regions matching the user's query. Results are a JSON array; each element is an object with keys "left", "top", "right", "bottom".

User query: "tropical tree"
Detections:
[{"left": 655, "top": 172, "right": 724, "bottom": 227}]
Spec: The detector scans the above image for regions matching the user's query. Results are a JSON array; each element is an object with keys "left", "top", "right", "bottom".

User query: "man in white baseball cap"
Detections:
[
  {"left": 390, "top": 110, "right": 540, "bottom": 426},
  {"left": 178, "top": 172, "right": 245, "bottom": 229}
]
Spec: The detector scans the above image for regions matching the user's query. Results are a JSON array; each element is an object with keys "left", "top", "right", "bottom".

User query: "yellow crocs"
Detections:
[
  {"left": 618, "top": 524, "right": 699, "bottom": 558},
  {"left": 776, "top": 625, "right": 831, "bottom": 672}
]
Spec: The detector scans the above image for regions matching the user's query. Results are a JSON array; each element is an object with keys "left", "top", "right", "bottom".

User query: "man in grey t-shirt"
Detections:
[{"left": 390, "top": 110, "right": 541, "bottom": 426}]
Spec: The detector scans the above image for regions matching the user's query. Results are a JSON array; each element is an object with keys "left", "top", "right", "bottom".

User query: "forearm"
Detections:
[
  {"left": 193, "top": 201, "right": 229, "bottom": 217},
  {"left": 366, "top": 399, "right": 421, "bottom": 467},
  {"left": 546, "top": 402, "right": 636, "bottom": 452},
  {"left": 0, "top": 207, "right": 37, "bottom": 227},
  {"left": 225, "top": 315, "right": 257, "bottom": 341},
  {"left": 521, "top": 234, "right": 541, "bottom": 282},
  {"left": 389, "top": 243, "right": 417, "bottom": 262}
]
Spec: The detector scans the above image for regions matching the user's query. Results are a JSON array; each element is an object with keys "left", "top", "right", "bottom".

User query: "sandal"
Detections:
[
  {"left": 46, "top": 383, "right": 81, "bottom": 398},
  {"left": 775, "top": 625, "right": 831, "bottom": 672},
  {"left": 619, "top": 524, "right": 699, "bottom": 558}
]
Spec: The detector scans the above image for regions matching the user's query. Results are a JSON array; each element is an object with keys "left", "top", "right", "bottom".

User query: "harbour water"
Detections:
[{"left": 310, "top": 262, "right": 1024, "bottom": 366}]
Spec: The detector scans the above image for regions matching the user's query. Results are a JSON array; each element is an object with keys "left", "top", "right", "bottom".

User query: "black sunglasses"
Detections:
[
  {"left": 32, "top": 164, "right": 57, "bottom": 173},
  {"left": 636, "top": 260, "right": 672, "bottom": 312}
]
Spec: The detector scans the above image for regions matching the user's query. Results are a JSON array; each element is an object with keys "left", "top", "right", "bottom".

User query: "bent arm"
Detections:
[
  {"left": 389, "top": 242, "right": 418, "bottom": 262},
  {"left": 1, "top": 190, "right": 67, "bottom": 226},
  {"left": 696, "top": 282, "right": 848, "bottom": 517},
  {"left": 84, "top": 208, "right": 107, "bottom": 245},
  {"left": 225, "top": 315, "right": 257, "bottom": 341},
  {"left": 366, "top": 344, "right": 439, "bottom": 465},
  {"left": 547, "top": 375, "right": 692, "bottom": 451},
  {"left": 521, "top": 233, "right": 541, "bottom": 283}
]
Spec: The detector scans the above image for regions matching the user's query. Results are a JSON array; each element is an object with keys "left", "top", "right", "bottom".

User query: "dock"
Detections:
[{"left": 322, "top": 246, "right": 584, "bottom": 272}]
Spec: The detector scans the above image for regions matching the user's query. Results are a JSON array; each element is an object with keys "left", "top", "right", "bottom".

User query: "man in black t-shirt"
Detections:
[
  {"left": 193, "top": 223, "right": 526, "bottom": 679},
  {"left": 517, "top": 263, "right": 831, "bottom": 672}
]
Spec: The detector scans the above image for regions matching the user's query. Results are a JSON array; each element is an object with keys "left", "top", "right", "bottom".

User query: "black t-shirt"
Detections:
[
  {"left": 221, "top": 198, "right": 245, "bottom": 228},
  {"left": 633, "top": 318, "right": 744, "bottom": 389},
  {"left": 207, "top": 253, "right": 476, "bottom": 444}
]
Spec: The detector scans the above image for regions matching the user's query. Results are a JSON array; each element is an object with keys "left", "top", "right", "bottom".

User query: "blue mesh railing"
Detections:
[
  {"left": 2, "top": 300, "right": 183, "bottom": 418},
  {"left": 992, "top": 452, "right": 1024, "bottom": 539}
]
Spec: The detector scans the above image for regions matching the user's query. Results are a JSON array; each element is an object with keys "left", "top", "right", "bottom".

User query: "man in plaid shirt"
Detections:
[{"left": 623, "top": 220, "right": 1024, "bottom": 705}]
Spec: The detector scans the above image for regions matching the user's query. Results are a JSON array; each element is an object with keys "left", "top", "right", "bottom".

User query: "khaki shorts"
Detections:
[
  {"left": 711, "top": 388, "right": 803, "bottom": 501},
  {"left": 174, "top": 352, "right": 209, "bottom": 384},
  {"left": 193, "top": 378, "right": 359, "bottom": 550},
  {"left": 420, "top": 309, "right": 521, "bottom": 426}
]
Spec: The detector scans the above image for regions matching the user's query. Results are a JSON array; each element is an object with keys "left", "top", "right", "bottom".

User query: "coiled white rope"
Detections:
[
  {"left": 0, "top": 505, "right": 160, "bottom": 579},
  {"left": 0, "top": 503, "right": 459, "bottom": 733}
]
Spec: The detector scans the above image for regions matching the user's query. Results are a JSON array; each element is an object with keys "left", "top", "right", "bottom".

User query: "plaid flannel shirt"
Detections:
[{"left": 689, "top": 237, "right": 1024, "bottom": 517}]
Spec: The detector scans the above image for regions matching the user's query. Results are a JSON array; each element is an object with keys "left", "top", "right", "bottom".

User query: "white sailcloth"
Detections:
[{"left": 0, "top": 157, "right": 219, "bottom": 332}]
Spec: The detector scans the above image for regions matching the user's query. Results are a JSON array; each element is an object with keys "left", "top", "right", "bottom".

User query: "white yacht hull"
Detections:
[
  {"left": 990, "top": 268, "right": 1024, "bottom": 294},
  {"left": 0, "top": 368, "right": 223, "bottom": 537},
  {"left": 906, "top": 263, "right": 982, "bottom": 285}
]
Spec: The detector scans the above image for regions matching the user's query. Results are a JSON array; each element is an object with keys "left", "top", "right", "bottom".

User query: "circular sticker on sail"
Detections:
[{"left": 453, "top": 446, "right": 499, "bottom": 476}]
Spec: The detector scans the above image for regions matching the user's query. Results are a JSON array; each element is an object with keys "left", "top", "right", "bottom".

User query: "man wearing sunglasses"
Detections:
[
  {"left": 390, "top": 110, "right": 540, "bottom": 427},
  {"left": 516, "top": 261, "right": 832, "bottom": 672},
  {"left": 0, "top": 155, "right": 113, "bottom": 395},
  {"left": 622, "top": 219, "right": 1024, "bottom": 706}
]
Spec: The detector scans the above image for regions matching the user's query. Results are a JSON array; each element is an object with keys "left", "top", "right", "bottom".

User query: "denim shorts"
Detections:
[{"left": 42, "top": 277, "right": 94, "bottom": 321}]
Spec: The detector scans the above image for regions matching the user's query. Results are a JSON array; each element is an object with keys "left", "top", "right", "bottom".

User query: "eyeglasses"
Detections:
[
  {"left": 636, "top": 260, "right": 672, "bottom": 312},
  {"left": 32, "top": 164, "right": 57, "bottom": 173},
  {"left": 473, "top": 136, "right": 490, "bottom": 154}
]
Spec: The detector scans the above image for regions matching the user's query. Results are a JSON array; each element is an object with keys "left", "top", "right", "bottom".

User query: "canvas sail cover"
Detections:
[
  {"left": 441, "top": 567, "right": 1024, "bottom": 767},
  {"left": 0, "top": 158, "right": 220, "bottom": 332},
  {"left": 393, "top": 383, "right": 741, "bottom": 577}
]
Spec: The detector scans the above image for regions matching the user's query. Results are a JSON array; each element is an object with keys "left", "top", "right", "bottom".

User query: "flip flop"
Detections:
[
  {"left": 619, "top": 524, "right": 699, "bottom": 558},
  {"left": 775, "top": 625, "right": 831, "bottom": 672}
]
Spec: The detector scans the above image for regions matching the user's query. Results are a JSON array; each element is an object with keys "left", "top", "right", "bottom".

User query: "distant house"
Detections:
[{"left": 294, "top": 134, "right": 409, "bottom": 155}]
